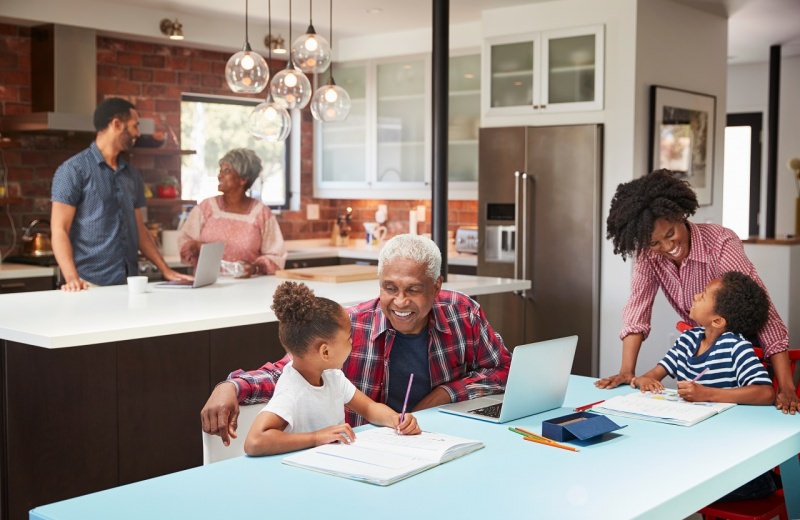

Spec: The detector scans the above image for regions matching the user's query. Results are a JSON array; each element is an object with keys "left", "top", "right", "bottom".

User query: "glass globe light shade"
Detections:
[
  {"left": 291, "top": 29, "right": 331, "bottom": 74},
  {"left": 270, "top": 66, "right": 312, "bottom": 110},
  {"left": 248, "top": 100, "right": 291, "bottom": 142},
  {"left": 310, "top": 82, "right": 351, "bottom": 122},
  {"left": 225, "top": 47, "right": 269, "bottom": 94}
]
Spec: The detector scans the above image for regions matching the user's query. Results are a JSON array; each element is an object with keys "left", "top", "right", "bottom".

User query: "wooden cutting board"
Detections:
[{"left": 275, "top": 264, "right": 379, "bottom": 283}]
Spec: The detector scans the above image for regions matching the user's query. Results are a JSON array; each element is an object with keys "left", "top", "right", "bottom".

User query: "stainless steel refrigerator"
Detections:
[{"left": 477, "top": 125, "right": 602, "bottom": 376}]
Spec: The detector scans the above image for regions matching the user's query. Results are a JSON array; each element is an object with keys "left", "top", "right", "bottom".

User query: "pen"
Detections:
[
  {"left": 399, "top": 373, "right": 414, "bottom": 425},
  {"left": 691, "top": 367, "right": 710, "bottom": 382},
  {"left": 574, "top": 400, "right": 605, "bottom": 412}
]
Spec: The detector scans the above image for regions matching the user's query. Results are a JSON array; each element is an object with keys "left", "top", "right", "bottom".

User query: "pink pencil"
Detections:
[
  {"left": 399, "top": 373, "right": 414, "bottom": 424},
  {"left": 691, "top": 367, "right": 710, "bottom": 382}
]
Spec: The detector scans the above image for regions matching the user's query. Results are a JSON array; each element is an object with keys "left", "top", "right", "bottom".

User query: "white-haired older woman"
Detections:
[{"left": 179, "top": 148, "right": 287, "bottom": 277}]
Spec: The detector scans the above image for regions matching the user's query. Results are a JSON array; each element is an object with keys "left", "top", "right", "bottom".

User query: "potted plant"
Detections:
[{"left": 157, "top": 176, "right": 179, "bottom": 199}]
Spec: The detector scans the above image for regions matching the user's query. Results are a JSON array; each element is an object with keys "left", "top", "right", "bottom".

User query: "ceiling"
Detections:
[
  {"left": 3, "top": 0, "right": 800, "bottom": 65},
  {"left": 99, "top": 0, "right": 800, "bottom": 64}
]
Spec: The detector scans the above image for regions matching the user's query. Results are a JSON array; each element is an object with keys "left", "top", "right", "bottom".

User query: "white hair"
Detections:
[{"left": 378, "top": 234, "right": 442, "bottom": 281}]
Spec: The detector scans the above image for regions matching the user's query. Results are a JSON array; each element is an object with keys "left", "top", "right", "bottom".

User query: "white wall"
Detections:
[{"left": 728, "top": 55, "right": 800, "bottom": 238}]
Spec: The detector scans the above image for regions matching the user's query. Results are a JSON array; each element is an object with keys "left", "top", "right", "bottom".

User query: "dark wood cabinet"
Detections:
[
  {"left": 0, "top": 321, "right": 282, "bottom": 520},
  {"left": 284, "top": 257, "right": 339, "bottom": 269},
  {"left": 0, "top": 276, "right": 54, "bottom": 293}
]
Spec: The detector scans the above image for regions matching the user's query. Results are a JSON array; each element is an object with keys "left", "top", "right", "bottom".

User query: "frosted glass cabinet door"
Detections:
[
  {"left": 319, "top": 64, "right": 367, "bottom": 183},
  {"left": 483, "top": 25, "right": 603, "bottom": 116},
  {"left": 375, "top": 58, "right": 427, "bottom": 185},
  {"left": 489, "top": 40, "right": 535, "bottom": 109},
  {"left": 541, "top": 26, "right": 603, "bottom": 111},
  {"left": 449, "top": 54, "right": 480, "bottom": 183}
]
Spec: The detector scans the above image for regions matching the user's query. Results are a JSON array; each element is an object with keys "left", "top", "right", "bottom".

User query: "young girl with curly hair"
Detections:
[{"left": 245, "top": 281, "right": 420, "bottom": 456}]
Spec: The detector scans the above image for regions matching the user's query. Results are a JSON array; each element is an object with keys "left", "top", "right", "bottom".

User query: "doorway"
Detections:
[{"left": 723, "top": 113, "right": 762, "bottom": 238}]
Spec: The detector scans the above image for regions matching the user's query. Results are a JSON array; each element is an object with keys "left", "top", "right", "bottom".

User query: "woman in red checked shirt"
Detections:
[{"left": 595, "top": 169, "right": 798, "bottom": 414}]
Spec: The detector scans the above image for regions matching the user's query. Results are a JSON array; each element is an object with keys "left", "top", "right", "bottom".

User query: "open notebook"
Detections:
[
  {"left": 590, "top": 389, "right": 736, "bottom": 427},
  {"left": 282, "top": 427, "right": 483, "bottom": 486}
]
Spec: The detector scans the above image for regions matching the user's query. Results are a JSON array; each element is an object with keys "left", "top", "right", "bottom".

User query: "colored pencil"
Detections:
[
  {"left": 574, "top": 400, "right": 605, "bottom": 412},
  {"left": 523, "top": 435, "right": 580, "bottom": 452},
  {"left": 510, "top": 426, "right": 580, "bottom": 452},
  {"left": 691, "top": 367, "right": 710, "bottom": 382},
  {"left": 399, "top": 373, "right": 414, "bottom": 425}
]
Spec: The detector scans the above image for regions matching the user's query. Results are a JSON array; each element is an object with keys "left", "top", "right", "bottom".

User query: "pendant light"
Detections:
[
  {"left": 291, "top": 0, "right": 331, "bottom": 74},
  {"left": 310, "top": 0, "right": 351, "bottom": 121},
  {"left": 270, "top": 0, "right": 312, "bottom": 110},
  {"left": 249, "top": 0, "right": 291, "bottom": 141},
  {"left": 225, "top": 0, "right": 269, "bottom": 94}
]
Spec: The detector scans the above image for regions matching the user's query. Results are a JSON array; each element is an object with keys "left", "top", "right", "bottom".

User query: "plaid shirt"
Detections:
[
  {"left": 621, "top": 222, "right": 788, "bottom": 357},
  {"left": 228, "top": 290, "right": 511, "bottom": 426}
]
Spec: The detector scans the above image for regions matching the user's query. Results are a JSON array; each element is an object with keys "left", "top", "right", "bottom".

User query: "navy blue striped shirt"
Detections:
[
  {"left": 51, "top": 143, "right": 145, "bottom": 286},
  {"left": 659, "top": 328, "right": 772, "bottom": 388}
]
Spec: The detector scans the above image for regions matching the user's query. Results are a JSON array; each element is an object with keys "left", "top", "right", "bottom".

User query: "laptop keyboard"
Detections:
[{"left": 470, "top": 403, "right": 503, "bottom": 418}]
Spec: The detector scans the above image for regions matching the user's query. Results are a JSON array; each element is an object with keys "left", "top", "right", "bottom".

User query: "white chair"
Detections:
[{"left": 202, "top": 403, "right": 263, "bottom": 464}]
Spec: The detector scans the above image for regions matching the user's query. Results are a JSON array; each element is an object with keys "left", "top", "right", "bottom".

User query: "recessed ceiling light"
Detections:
[
  {"left": 366, "top": 8, "right": 383, "bottom": 14},
  {"left": 464, "top": 73, "right": 475, "bottom": 80}
]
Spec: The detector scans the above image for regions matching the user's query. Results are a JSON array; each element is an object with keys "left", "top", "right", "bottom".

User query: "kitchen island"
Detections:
[{"left": 0, "top": 274, "right": 527, "bottom": 520}]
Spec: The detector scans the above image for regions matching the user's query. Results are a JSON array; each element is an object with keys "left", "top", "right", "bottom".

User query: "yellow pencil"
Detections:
[{"left": 523, "top": 435, "right": 579, "bottom": 452}]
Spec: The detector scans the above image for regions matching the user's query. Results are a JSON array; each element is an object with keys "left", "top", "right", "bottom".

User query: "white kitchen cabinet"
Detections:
[
  {"left": 482, "top": 25, "right": 604, "bottom": 118},
  {"left": 448, "top": 53, "right": 481, "bottom": 190},
  {"left": 314, "top": 54, "right": 479, "bottom": 200},
  {"left": 317, "top": 63, "right": 369, "bottom": 185}
]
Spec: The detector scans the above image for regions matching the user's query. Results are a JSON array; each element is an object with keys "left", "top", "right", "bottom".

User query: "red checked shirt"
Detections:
[
  {"left": 227, "top": 290, "right": 511, "bottom": 426},
  {"left": 621, "top": 222, "right": 788, "bottom": 357}
]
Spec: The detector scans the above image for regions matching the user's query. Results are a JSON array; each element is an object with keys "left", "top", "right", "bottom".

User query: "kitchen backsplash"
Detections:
[{"left": 0, "top": 23, "right": 476, "bottom": 254}]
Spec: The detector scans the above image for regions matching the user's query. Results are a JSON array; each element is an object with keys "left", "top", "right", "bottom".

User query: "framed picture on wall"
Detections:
[{"left": 649, "top": 85, "right": 716, "bottom": 206}]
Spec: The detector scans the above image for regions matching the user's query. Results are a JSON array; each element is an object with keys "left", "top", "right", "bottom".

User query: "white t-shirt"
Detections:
[{"left": 262, "top": 361, "right": 357, "bottom": 433}]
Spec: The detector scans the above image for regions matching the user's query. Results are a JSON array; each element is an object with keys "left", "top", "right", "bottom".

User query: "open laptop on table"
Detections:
[
  {"left": 438, "top": 335, "right": 577, "bottom": 423},
  {"left": 155, "top": 241, "right": 224, "bottom": 289}
]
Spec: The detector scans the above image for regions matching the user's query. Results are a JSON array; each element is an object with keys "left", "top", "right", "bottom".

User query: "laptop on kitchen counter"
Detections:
[
  {"left": 438, "top": 335, "right": 577, "bottom": 423},
  {"left": 155, "top": 241, "right": 224, "bottom": 289}
]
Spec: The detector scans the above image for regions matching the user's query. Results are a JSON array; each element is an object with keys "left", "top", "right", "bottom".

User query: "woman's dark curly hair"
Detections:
[
  {"left": 271, "top": 281, "right": 346, "bottom": 356},
  {"left": 606, "top": 169, "right": 699, "bottom": 260},
  {"left": 714, "top": 271, "right": 769, "bottom": 339}
]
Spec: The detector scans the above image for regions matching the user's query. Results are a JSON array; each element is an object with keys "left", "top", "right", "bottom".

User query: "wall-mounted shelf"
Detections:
[
  {"left": 130, "top": 149, "right": 196, "bottom": 156},
  {"left": 145, "top": 198, "right": 196, "bottom": 206}
]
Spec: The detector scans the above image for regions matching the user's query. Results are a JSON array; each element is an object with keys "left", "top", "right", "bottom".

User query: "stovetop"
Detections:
[{"left": 5, "top": 255, "right": 58, "bottom": 267}]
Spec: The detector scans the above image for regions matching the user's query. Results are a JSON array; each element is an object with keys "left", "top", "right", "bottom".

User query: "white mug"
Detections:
[{"left": 127, "top": 276, "right": 149, "bottom": 294}]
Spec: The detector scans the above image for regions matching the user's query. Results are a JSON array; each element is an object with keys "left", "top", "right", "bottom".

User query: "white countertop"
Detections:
[
  {"left": 0, "top": 262, "right": 55, "bottom": 279},
  {"left": 0, "top": 274, "right": 527, "bottom": 349}
]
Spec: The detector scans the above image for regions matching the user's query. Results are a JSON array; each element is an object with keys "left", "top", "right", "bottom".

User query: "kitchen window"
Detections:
[{"left": 180, "top": 94, "right": 290, "bottom": 209}]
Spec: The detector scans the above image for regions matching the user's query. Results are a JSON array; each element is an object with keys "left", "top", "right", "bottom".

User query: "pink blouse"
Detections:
[{"left": 178, "top": 196, "right": 287, "bottom": 274}]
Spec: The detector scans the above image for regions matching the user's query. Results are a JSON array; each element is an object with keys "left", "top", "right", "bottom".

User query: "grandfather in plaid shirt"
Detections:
[{"left": 202, "top": 234, "right": 511, "bottom": 445}]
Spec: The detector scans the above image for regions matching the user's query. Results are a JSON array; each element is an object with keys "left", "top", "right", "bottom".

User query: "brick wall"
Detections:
[{"left": 0, "top": 23, "right": 477, "bottom": 254}]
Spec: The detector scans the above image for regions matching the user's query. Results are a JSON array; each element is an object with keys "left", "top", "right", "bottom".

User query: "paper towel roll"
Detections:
[
  {"left": 161, "top": 230, "right": 180, "bottom": 257},
  {"left": 409, "top": 210, "right": 418, "bottom": 235}
]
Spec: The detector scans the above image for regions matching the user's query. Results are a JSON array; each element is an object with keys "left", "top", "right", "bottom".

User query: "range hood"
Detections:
[
  {"left": 0, "top": 25, "right": 96, "bottom": 133},
  {"left": 0, "top": 24, "right": 153, "bottom": 134}
]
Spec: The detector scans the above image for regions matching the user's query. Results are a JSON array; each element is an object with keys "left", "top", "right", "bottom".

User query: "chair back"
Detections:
[{"left": 202, "top": 403, "right": 263, "bottom": 464}]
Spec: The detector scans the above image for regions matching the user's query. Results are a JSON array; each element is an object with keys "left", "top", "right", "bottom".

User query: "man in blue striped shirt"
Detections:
[{"left": 51, "top": 97, "right": 192, "bottom": 290}]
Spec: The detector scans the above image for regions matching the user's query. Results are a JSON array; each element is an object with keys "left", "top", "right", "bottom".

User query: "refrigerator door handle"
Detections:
[
  {"left": 513, "top": 171, "right": 521, "bottom": 282},
  {"left": 520, "top": 172, "right": 528, "bottom": 283}
]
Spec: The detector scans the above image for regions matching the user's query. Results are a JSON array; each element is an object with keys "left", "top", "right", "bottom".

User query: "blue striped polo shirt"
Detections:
[
  {"left": 659, "top": 328, "right": 772, "bottom": 388},
  {"left": 51, "top": 142, "right": 145, "bottom": 286}
]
